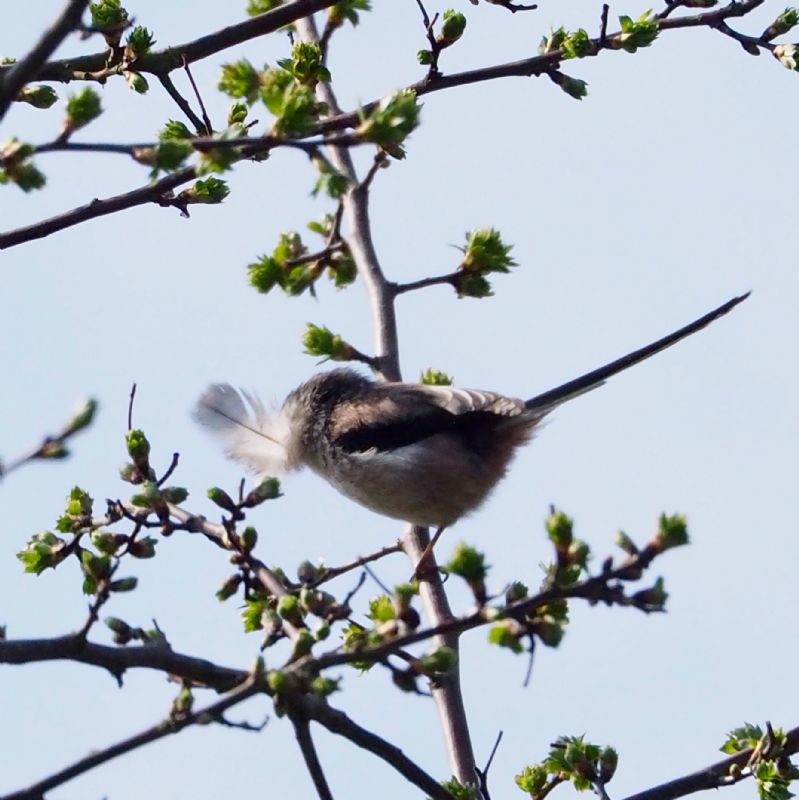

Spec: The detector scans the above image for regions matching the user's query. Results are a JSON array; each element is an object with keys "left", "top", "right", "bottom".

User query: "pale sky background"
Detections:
[{"left": 1, "top": 2, "right": 797, "bottom": 799}]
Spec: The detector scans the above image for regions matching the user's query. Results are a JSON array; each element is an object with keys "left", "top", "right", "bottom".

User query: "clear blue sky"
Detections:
[{"left": 2, "top": 2, "right": 797, "bottom": 799}]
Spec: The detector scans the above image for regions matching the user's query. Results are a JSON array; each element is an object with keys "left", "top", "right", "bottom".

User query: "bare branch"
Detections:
[
  {"left": 291, "top": 712, "right": 336, "bottom": 800},
  {"left": 0, "top": 0, "right": 89, "bottom": 121},
  {"left": 0, "top": 634, "right": 246, "bottom": 691},
  {"left": 0, "top": 0, "right": 340, "bottom": 85}
]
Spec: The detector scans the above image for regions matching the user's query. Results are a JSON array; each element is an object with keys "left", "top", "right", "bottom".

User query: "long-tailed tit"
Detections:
[{"left": 195, "top": 294, "right": 748, "bottom": 531}]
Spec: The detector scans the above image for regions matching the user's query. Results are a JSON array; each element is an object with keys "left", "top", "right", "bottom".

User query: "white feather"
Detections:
[{"left": 194, "top": 384, "right": 296, "bottom": 476}]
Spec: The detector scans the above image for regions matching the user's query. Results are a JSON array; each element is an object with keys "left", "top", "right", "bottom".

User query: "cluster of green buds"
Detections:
[
  {"left": 721, "top": 724, "right": 799, "bottom": 800},
  {"left": 446, "top": 543, "right": 489, "bottom": 603},
  {"left": 218, "top": 43, "right": 329, "bottom": 137},
  {"left": 303, "top": 324, "right": 361, "bottom": 362},
  {"left": 418, "top": 9, "right": 467, "bottom": 65},
  {"left": 175, "top": 176, "right": 230, "bottom": 207},
  {"left": 763, "top": 7, "right": 799, "bottom": 40},
  {"left": 612, "top": 10, "right": 659, "bottom": 53},
  {"left": 452, "top": 228, "right": 517, "bottom": 298},
  {"left": 539, "top": 27, "right": 595, "bottom": 59},
  {"left": 356, "top": 89, "right": 421, "bottom": 159},
  {"left": 89, "top": 0, "right": 129, "bottom": 48},
  {"left": 60, "top": 88, "right": 103, "bottom": 140},
  {"left": 516, "top": 736, "right": 618, "bottom": 798},
  {"left": 104, "top": 616, "right": 161, "bottom": 645},
  {"left": 545, "top": 508, "right": 591, "bottom": 587},
  {"left": 0, "top": 138, "right": 45, "bottom": 192},
  {"left": 248, "top": 231, "right": 356, "bottom": 297},
  {"left": 420, "top": 368, "right": 454, "bottom": 386}
]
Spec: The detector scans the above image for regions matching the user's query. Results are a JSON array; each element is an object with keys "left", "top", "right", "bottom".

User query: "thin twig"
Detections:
[
  {"left": 475, "top": 730, "right": 504, "bottom": 800},
  {"left": 310, "top": 542, "right": 403, "bottom": 587},
  {"left": 157, "top": 72, "right": 207, "bottom": 134},
  {"left": 127, "top": 383, "right": 137, "bottom": 430},
  {"left": 393, "top": 272, "right": 458, "bottom": 296},
  {"left": 181, "top": 55, "right": 213, "bottom": 134},
  {"left": 600, "top": 4, "right": 610, "bottom": 47},
  {"left": 157, "top": 452, "right": 180, "bottom": 486}
]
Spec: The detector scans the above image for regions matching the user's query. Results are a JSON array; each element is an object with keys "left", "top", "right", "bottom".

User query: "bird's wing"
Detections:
[
  {"left": 194, "top": 383, "right": 294, "bottom": 475},
  {"left": 329, "top": 383, "right": 525, "bottom": 454}
]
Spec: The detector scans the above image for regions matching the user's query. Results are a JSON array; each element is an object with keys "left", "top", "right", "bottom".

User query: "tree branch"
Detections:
[
  {"left": 0, "top": 0, "right": 340, "bottom": 85},
  {"left": 291, "top": 712, "right": 336, "bottom": 800},
  {"left": 0, "top": 634, "right": 246, "bottom": 691},
  {"left": 622, "top": 727, "right": 799, "bottom": 800},
  {"left": 0, "top": 0, "right": 89, "bottom": 121}
]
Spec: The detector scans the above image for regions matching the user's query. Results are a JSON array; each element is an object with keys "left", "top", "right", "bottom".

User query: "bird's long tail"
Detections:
[{"left": 524, "top": 292, "right": 750, "bottom": 415}]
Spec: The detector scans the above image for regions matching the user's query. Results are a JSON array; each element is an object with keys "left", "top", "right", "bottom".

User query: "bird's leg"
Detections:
[{"left": 413, "top": 525, "right": 447, "bottom": 581}]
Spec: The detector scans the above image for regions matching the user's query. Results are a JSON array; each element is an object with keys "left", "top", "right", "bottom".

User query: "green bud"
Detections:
[
  {"left": 420, "top": 368, "right": 453, "bottom": 386},
  {"left": 311, "top": 676, "right": 339, "bottom": 696},
  {"left": 207, "top": 486, "right": 237, "bottom": 512},
  {"left": 438, "top": 9, "right": 467, "bottom": 46},
  {"left": 241, "top": 526, "right": 258, "bottom": 552},
  {"left": 368, "top": 594, "right": 396, "bottom": 623},
  {"left": 104, "top": 616, "right": 131, "bottom": 635},
  {"left": 128, "top": 537, "right": 157, "bottom": 559},
  {"left": 17, "top": 85, "right": 58, "bottom": 109},
  {"left": 446, "top": 543, "right": 488, "bottom": 583},
  {"left": 292, "top": 628, "right": 315, "bottom": 658},
  {"left": 227, "top": 101, "right": 248, "bottom": 126},
  {"left": 159, "top": 120, "right": 193, "bottom": 141},
  {"left": 266, "top": 670, "right": 287, "bottom": 693},
  {"left": 417, "top": 49, "right": 433, "bottom": 65},
  {"left": 488, "top": 619, "right": 524, "bottom": 653},
  {"left": 515, "top": 765, "right": 549, "bottom": 794},
  {"left": 124, "top": 71, "right": 149, "bottom": 94},
  {"left": 303, "top": 324, "right": 355, "bottom": 361},
  {"left": 313, "top": 621, "right": 330, "bottom": 641},
  {"left": 126, "top": 429, "right": 151, "bottom": 465},
  {"left": 277, "top": 594, "right": 302, "bottom": 621},
  {"left": 218, "top": 59, "right": 263, "bottom": 104},
  {"left": 91, "top": 530, "right": 127, "bottom": 555},
  {"left": 505, "top": 580, "right": 529, "bottom": 603},
  {"left": 632, "top": 576, "right": 668, "bottom": 610},
  {"left": 460, "top": 228, "right": 516, "bottom": 273},
  {"left": 64, "top": 88, "right": 103, "bottom": 133},
  {"left": 549, "top": 70, "right": 588, "bottom": 100},
  {"left": 109, "top": 576, "right": 138, "bottom": 592},
  {"left": 216, "top": 573, "right": 242, "bottom": 601},
  {"left": 62, "top": 398, "right": 98, "bottom": 436},
  {"left": 160, "top": 486, "right": 189, "bottom": 504},
  {"left": 654, "top": 512, "right": 689, "bottom": 551},
  {"left": 244, "top": 477, "right": 282, "bottom": 506},
  {"left": 599, "top": 747, "right": 618, "bottom": 782},
  {"left": 181, "top": 177, "right": 230, "bottom": 204},
  {"left": 420, "top": 645, "right": 457, "bottom": 675},
  {"left": 546, "top": 509, "right": 573, "bottom": 549},
  {"left": 763, "top": 8, "right": 799, "bottom": 40},
  {"left": 125, "top": 25, "right": 156, "bottom": 56}
]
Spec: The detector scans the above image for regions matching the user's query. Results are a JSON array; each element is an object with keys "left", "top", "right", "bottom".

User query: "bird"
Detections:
[{"left": 195, "top": 293, "right": 748, "bottom": 536}]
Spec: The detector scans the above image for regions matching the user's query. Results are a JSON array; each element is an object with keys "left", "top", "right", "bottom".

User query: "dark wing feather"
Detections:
[{"left": 330, "top": 384, "right": 525, "bottom": 454}]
